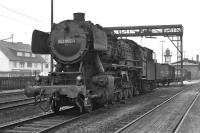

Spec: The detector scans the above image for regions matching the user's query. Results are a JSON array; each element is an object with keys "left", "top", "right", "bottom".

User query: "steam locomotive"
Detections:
[{"left": 25, "top": 13, "right": 184, "bottom": 113}]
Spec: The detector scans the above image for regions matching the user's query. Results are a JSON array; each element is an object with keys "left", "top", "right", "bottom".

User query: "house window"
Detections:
[
  {"left": 25, "top": 52, "right": 30, "bottom": 57},
  {"left": 32, "top": 54, "right": 36, "bottom": 57},
  {"left": 27, "top": 62, "right": 32, "bottom": 68},
  {"left": 45, "top": 64, "right": 49, "bottom": 68},
  {"left": 19, "top": 62, "right": 24, "bottom": 68},
  {"left": 13, "top": 61, "right": 17, "bottom": 68},
  {"left": 17, "top": 52, "right": 23, "bottom": 56},
  {"left": 34, "top": 63, "right": 38, "bottom": 68}
]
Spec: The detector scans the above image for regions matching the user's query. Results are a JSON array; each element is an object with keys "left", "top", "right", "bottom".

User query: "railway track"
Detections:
[
  {"left": 114, "top": 85, "right": 200, "bottom": 133},
  {"left": 0, "top": 84, "right": 198, "bottom": 132},
  {"left": 0, "top": 98, "right": 35, "bottom": 111},
  {"left": 0, "top": 90, "right": 26, "bottom": 103},
  {"left": 173, "top": 88, "right": 200, "bottom": 133},
  {"left": 0, "top": 107, "right": 86, "bottom": 133},
  {"left": 0, "top": 91, "right": 24, "bottom": 97}
]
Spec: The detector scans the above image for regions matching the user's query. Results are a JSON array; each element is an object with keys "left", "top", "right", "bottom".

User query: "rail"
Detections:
[
  {"left": 114, "top": 85, "right": 198, "bottom": 133},
  {"left": 0, "top": 97, "right": 35, "bottom": 111},
  {"left": 0, "top": 107, "right": 87, "bottom": 133}
]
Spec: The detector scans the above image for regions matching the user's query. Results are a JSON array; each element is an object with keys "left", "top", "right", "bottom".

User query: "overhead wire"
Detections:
[
  {"left": 0, "top": 14, "right": 30, "bottom": 26},
  {"left": 0, "top": 3, "right": 49, "bottom": 26},
  {"left": 0, "top": 3, "right": 49, "bottom": 42},
  {"left": 0, "top": 4, "right": 41, "bottom": 23}
]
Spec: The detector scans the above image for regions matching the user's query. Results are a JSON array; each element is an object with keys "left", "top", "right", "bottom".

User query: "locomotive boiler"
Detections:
[{"left": 25, "top": 13, "right": 156, "bottom": 113}]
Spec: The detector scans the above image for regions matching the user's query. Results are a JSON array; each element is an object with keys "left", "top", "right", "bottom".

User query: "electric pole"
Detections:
[
  {"left": 160, "top": 40, "right": 165, "bottom": 64},
  {"left": 50, "top": 0, "right": 54, "bottom": 72},
  {"left": 0, "top": 34, "right": 14, "bottom": 43}
]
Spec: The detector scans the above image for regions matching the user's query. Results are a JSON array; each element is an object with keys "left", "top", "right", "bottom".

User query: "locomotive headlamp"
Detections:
[
  {"left": 35, "top": 75, "right": 40, "bottom": 81},
  {"left": 76, "top": 75, "right": 82, "bottom": 81},
  {"left": 35, "top": 75, "right": 42, "bottom": 85},
  {"left": 76, "top": 75, "right": 83, "bottom": 85}
]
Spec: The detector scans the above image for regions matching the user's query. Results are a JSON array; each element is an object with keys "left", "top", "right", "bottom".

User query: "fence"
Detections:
[{"left": 0, "top": 76, "right": 35, "bottom": 91}]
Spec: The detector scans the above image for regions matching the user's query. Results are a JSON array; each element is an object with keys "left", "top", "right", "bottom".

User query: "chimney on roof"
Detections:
[
  {"left": 197, "top": 55, "right": 199, "bottom": 64},
  {"left": 17, "top": 42, "right": 23, "bottom": 44}
]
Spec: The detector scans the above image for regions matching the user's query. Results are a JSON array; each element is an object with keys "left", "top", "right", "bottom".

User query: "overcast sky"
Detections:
[{"left": 0, "top": 0, "right": 199, "bottom": 63}]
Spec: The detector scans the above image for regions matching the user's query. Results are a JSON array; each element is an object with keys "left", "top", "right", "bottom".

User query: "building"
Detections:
[
  {"left": 171, "top": 56, "right": 200, "bottom": 80},
  {"left": 164, "top": 48, "right": 172, "bottom": 64},
  {"left": 0, "top": 41, "right": 50, "bottom": 77}
]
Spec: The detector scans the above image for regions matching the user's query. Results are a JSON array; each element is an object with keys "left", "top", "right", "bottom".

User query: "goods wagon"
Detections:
[{"left": 156, "top": 64, "right": 175, "bottom": 85}]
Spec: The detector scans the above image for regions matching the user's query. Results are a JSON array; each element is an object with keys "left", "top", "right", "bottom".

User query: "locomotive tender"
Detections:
[{"left": 25, "top": 13, "right": 179, "bottom": 113}]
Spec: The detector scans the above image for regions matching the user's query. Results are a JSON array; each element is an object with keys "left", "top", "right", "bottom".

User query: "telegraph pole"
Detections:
[
  {"left": 50, "top": 0, "right": 54, "bottom": 72},
  {"left": 0, "top": 34, "right": 14, "bottom": 42},
  {"left": 11, "top": 34, "right": 13, "bottom": 43},
  {"left": 160, "top": 40, "right": 165, "bottom": 64}
]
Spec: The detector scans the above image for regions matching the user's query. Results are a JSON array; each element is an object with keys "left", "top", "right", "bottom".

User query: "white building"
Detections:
[
  {"left": 171, "top": 57, "right": 200, "bottom": 80},
  {"left": 0, "top": 41, "right": 50, "bottom": 77}
]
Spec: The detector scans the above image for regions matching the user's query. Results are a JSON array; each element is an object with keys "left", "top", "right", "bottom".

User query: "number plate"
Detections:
[{"left": 57, "top": 38, "right": 75, "bottom": 45}]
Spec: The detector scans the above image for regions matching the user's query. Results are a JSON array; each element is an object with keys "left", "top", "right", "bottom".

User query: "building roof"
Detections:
[
  {"left": 171, "top": 58, "right": 200, "bottom": 66},
  {"left": 0, "top": 41, "right": 46, "bottom": 63}
]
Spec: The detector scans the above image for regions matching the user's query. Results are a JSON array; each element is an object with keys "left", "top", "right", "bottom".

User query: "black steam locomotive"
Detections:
[{"left": 25, "top": 13, "right": 185, "bottom": 113}]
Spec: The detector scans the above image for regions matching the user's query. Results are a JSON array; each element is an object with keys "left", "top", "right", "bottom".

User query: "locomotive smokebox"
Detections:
[{"left": 73, "top": 13, "right": 85, "bottom": 21}]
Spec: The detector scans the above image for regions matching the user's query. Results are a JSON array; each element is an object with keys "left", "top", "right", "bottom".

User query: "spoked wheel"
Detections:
[
  {"left": 118, "top": 91, "right": 123, "bottom": 101},
  {"left": 119, "top": 90, "right": 126, "bottom": 104},
  {"left": 84, "top": 97, "right": 93, "bottom": 113},
  {"left": 51, "top": 99, "right": 61, "bottom": 113},
  {"left": 128, "top": 88, "right": 133, "bottom": 98},
  {"left": 75, "top": 96, "right": 85, "bottom": 114},
  {"left": 133, "top": 85, "right": 139, "bottom": 96},
  {"left": 37, "top": 96, "right": 51, "bottom": 112},
  {"left": 109, "top": 95, "right": 116, "bottom": 105},
  {"left": 123, "top": 89, "right": 128, "bottom": 100},
  {"left": 114, "top": 93, "right": 118, "bottom": 103}
]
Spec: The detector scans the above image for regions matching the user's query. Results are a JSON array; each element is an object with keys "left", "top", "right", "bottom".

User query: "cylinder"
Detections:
[{"left": 73, "top": 13, "right": 85, "bottom": 21}]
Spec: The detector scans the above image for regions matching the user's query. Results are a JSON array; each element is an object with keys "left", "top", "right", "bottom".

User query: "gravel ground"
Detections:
[
  {"left": 0, "top": 90, "right": 45, "bottom": 125},
  {"left": 0, "top": 102, "right": 46, "bottom": 125},
  {"left": 0, "top": 91, "right": 26, "bottom": 103},
  {"left": 53, "top": 84, "right": 196, "bottom": 133},
  {"left": 0, "top": 81, "right": 198, "bottom": 132}
]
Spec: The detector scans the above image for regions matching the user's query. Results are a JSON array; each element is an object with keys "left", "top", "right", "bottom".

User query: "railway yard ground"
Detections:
[
  {"left": 0, "top": 90, "right": 44, "bottom": 125},
  {"left": 53, "top": 80, "right": 200, "bottom": 133},
  {"left": 0, "top": 89, "right": 25, "bottom": 102},
  {"left": 0, "top": 80, "right": 200, "bottom": 133}
]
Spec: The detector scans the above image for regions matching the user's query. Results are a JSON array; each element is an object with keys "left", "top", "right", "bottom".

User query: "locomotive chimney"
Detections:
[{"left": 73, "top": 13, "right": 85, "bottom": 21}]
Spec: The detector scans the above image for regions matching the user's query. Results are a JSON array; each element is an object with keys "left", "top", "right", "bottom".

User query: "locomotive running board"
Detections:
[
  {"left": 111, "top": 64, "right": 142, "bottom": 69},
  {"left": 24, "top": 85, "right": 86, "bottom": 99}
]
